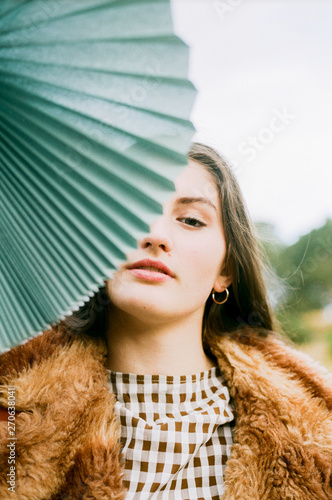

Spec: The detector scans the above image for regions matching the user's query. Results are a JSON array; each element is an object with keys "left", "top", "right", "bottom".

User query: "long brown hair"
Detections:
[
  {"left": 189, "top": 143, "right": 277, "bottom": 343},
  {"left": 59, "top": 143, "right": 277, "bottom": 341}
]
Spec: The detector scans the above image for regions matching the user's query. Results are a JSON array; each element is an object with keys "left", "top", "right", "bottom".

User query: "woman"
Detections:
[{"left": 0, "top": 143, "right": 331, "bottom": 499}]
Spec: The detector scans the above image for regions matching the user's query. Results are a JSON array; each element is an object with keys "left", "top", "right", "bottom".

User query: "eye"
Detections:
[{"left": 177, "top": 217, "right": 206, "bottom": 228}]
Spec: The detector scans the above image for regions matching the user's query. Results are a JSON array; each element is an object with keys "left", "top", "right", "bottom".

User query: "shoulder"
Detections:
[
  {"left": 0, "top": 327, "right": 108, "bottom": 410},
  {"left": 0, "top": 327, "right": 72, "bottom": 382},
  {"left": 0, "top": 329, "right": 124, "bottom": 499},
  {"left": 211, "top": 329, "right": 332, "bottom": 499},
  {"left": 212, "top": 328, "right": 332, "bottom": 407}
]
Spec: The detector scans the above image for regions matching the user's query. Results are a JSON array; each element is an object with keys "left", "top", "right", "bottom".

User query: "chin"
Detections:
[{"left": 112, "top": 294, "right": 174, "bottom": 320}]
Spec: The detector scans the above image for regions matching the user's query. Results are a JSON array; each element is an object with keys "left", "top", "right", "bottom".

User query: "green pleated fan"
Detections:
[{"left": 0, "top": 0, "right": 196, "bottom": 352}]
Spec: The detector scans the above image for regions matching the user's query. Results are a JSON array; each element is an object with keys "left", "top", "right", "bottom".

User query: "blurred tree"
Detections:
[
  {"left": 275, "top": 219, "right": 332, "bottom": 312},
  {"left": 256, "top": 218, "right": 332, "bottom": 312},
  {"left": 256, "top": 219, "right": 332, "bottom": 345}
]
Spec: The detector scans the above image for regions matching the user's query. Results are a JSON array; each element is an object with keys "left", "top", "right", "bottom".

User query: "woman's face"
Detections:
[{"left": 106, "top": 160, "right": 231, "bottom": 323}]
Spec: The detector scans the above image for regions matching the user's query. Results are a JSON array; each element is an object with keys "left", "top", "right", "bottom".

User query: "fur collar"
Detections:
[{"left": 0, "top": 328, "right": 331, "bottom": 499}]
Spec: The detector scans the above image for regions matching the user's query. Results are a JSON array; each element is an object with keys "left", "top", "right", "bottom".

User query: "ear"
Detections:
[{"left": 212, "top": 273, "right": 232, "bottom": 293}]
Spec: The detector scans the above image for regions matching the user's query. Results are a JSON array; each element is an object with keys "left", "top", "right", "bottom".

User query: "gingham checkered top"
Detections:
[{"left": 107, "top": 366, "right": 234, "bottom": 499}]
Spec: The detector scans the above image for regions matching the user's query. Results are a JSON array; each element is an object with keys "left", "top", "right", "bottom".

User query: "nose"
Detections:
[{"left": 139, "top": 216, "right": 173, "bottom": 253}]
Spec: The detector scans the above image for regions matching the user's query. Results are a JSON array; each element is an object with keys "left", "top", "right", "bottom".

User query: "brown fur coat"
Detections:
[{"left": 0, "top": 327, "right": 331, "bottom": 499}]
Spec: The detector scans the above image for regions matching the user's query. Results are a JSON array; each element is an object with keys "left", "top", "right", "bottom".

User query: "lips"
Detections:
[
  {"left": 126, "top": 259, "right": 174, "bottom": 280},
  {"left": 127, "top": 259, "right": 174, "bottom": 276},
  {"left": 134, "top": 266, "right": 167, "bottom": 274}
]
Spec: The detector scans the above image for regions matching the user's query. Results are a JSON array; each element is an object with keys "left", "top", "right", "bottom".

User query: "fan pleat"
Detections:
[
  {"left": 0, "top": 1, "right": 173, "bottom": 47},
  {"left": 1, "top": 238, "right": 61, "bottom": 329},
  {"left": 0, "top": 113, "right": 135, "bottom": 245},
  {"left": 0, "top": 166, "right": 97, "bottom": 305},
  {"left": 1, "top": 60, "right": 195, "bottom": 120},
  {"left": 0, "top": 1, "right": 167, "bottom": 34},
  {"left": 0, "top": 73, "right": 195, "bottom": 155},
  {"left": 0, "top": 38, "right": 189, "bottom": 79},
  {"left": 0, "top": 1, "right": 109, "bottom": 24},
  {"left": 1, "top": 167, "right": 101, "bottom": 331},
  {"left": 0, "top": 275, "right": 29, "bottom": 345},
  {"left": 0, "top": 60, "right": 193, "bottom": 120},
  {"left": 0, "top": 144, "right": 109, "bottom": 292},
  {"left": 0, "top": 83, "right": 190, "bottom": 183},
  {"left": 0, "top": 132, "right": 118, "bottom": 283},
  {"left": 0, "top": 110, "right": 164, "bottom": 252},
  {"left": 0, "top": 0, "right": 196, "bottom": 351},
  {"left": 0, "top": 158, "right": 126, "bottom": 300},
  {"left": 0, "top": 93, "right": 177, "bottom": 209},
  {"left": 0, "top": 0, "right": 28, "bottom": 20}
]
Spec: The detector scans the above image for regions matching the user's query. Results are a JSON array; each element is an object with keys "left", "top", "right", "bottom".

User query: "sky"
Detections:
[{"left": 171, "top": 0, "right": 332, "bottom": 244}]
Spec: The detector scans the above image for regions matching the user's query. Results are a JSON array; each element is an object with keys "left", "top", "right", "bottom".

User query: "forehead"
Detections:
[{"left": 173, "top": 159, "right": 219, "bottom": 204}]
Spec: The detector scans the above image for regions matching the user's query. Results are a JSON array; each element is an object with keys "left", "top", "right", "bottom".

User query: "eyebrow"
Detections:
[{"left": 175, "top": 197, "right": 217, "bottom": 212}]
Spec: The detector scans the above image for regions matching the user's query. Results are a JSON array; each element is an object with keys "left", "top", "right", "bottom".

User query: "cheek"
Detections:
[
  {"left": 182, "top": 236, "right": 226, "bottom": 285},
  {"left": 105, "top": 273, "right": 128, "bottom": 304}
]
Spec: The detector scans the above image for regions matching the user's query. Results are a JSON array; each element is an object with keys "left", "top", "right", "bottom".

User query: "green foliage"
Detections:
[
  {"left": 256, "top": 219, "right": 332, "bottom": 348},
  {"left": 277, "top": 309, "right": 314, "bottom": 344},
  {"left": 276, "top": 219, "right": 332, "bottom": 312},
  {"left": 327, "top": 330, "right": 332, "bottom": 357},
  {"left": 257, "top": 219, "right": 332, "bottom": 313}
]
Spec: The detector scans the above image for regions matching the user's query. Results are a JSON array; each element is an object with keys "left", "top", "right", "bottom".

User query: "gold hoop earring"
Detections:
[{"left": 212, "top": 287, "right": 229, "bottom": 305}]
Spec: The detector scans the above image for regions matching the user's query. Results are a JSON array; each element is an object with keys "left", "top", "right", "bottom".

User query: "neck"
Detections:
[{"left": 106, "top": 308, "right": 215, "bottom": 375}]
